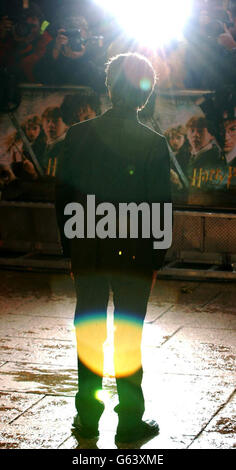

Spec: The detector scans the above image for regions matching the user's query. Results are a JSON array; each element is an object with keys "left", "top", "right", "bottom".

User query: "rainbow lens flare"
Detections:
[{"left": 75, "top": 312, "right": 143, "bottom": 378}]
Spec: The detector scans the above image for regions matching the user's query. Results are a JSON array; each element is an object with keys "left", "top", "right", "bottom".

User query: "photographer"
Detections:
[
  {"left": 184, "top": 8, "right": 236, "bottom": 90},
  {"left": 0, "top": 2, "right": 52, "bottom": 82},
  {"left": 51, "top": 19, "right": 88, "bottom": 62},
  {"left": 35, "top": 15, "right": 105, "bottom": 92}
]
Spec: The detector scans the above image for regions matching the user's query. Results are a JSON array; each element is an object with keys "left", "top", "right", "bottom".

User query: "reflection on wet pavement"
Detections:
[{"left": 0, "top": 270, "right": 235, "bottom": 449}]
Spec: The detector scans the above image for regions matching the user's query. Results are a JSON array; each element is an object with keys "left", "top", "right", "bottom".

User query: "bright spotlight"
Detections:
[{"left": 95, "top": 0, "right": 193, "bottom": 47}]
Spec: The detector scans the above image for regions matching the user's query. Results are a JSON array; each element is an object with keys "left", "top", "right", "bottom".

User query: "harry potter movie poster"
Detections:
[{"left": 0, "top": 86, "right": 235, "bottom": 209}]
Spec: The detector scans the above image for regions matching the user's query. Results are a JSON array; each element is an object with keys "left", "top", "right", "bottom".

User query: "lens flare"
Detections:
[
  {"left": 95, "top": 389, "right": 111, "bottom": 402},
  {"left": 113, "top": 314, "right": 143, "bottom": 377},
  {"left": 139, "top": 78, "right": 152, "bottom": 91},
  {"left": 95, "top": 0, "right": 193, "bottom": 47},
  {"left": 75, "top": 313, "right": 107, "bottom": 377},
  {"left": 75, "top": 312, "right": 143, "bottom": 378}
]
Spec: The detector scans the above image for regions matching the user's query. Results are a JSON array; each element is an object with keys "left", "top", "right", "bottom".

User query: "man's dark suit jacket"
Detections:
[{"left": 56, "top": 106, "right": 172, "bottom": 275}]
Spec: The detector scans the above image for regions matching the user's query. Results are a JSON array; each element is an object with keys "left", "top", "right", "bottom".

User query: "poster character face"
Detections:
[
  {"left": 164, "top": 126, "right": 186, "bottom": 153},
  {"left": 42, "top": 117, "right": 61, "bottom": 140},
  {"left": 79, "top": 105, "right": 96, "bottom": 122},
  {"left": 25, "top": 123, "right": 41, "bottom": 143},
  {"left": 187, "top": 125, "right": 212, "bottom": 153},
  {"left": 223, "top": 120, "right": 236, "bottom": 153},
  {"left": 41, "top": 108, "right": 67, "bottom": 143},
  {"left": 169, "top": 133, "right": 185, "bottom": 152}
]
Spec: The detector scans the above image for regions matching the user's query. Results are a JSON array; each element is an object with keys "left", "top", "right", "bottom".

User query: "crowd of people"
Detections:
[
  {"left": 0, "top": 1, "right": 107, "bottom": 89},
  {"left": 0, "top": 0, "right": 236, "bottom": 90}
]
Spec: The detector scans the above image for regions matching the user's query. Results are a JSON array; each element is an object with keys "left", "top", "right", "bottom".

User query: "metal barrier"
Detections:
[
  {"left": 165, "top": 209, "right": 236, "bottom": 280},
  {"left": 0, "top": 201, "right": 236, "bottom": 280}
]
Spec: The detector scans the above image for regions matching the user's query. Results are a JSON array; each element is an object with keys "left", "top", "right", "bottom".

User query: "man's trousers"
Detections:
[{"left": 73, "top": 269, "right": 153, "bottom": 430}]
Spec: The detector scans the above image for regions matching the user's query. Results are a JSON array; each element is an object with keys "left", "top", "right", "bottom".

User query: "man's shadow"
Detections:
[
  {"left": 71, "top": 429, "right": 99, "bottom": 449},
  {"left": 72, "top": 428, "right": 159, "bottom": 449}
]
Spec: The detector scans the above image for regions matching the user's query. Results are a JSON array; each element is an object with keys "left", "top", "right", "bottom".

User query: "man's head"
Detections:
[
  {"left": 186, "top": 116, "right": 213, "bottom": 153},
  {"left": 105, "top": 53, "right": 156, "bottom": 111},
  {"left": 41, "top": 107, "right": 67, "bottom": 143},
  {"left": 22, "top": 115, "right": 41, "bottom": 143},
  {"left": 165, "top": 125, "right": 186, "bottom": 152}
]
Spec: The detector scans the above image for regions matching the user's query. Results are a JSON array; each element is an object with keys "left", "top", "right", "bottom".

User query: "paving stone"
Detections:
[
  {"left": 145, "top": 302, "right": 172, "bottom": 323},
  {"left": 204, "top": 393, "right": 236, "bottom": 434},
  {"left": 0, "top": 296, "right": 26, "bottom": 315},
  {"left": 0, "top": 314, "right": 75, "bottom": 340},
  {"left": 142, "top": 323, "right": 180, "bottom": 347},
  {"left": 188, "top": 432, "right": 236, "bottom": 449},
  {"left": 0, "top": 363, "right": 77, "bottom": 395},
  {"left": 3, "top": 296, "right": 115, "bottom": 319},
  {"left": 143, "top": 327, "right": 236, "bottom": 378},
  {"left": 5, "top": 297, "right": 76, "bottom": 319},
  {"left": 131, "top": 434, "right": 192, "bottom": 450},
  {"left": 0, "top": 270, "right": 235, "bottom": 449},
  {"left": 158, "top": 305, "right": 236, "bottom": 329},
  {"left": 0, "top": 271, "right": 74, "bottom": 298},
  {"left": 0, "top": 391, "right": 43, "bottom": 424},
  {"left": 0, "top": 337, "right": 76, "bottom": 365},
  {"left": 202, "top": 291, "right": 236, "bottom": 315},
  {"left": 0, "top": 396, "right": 74, "bottom": 449},
  {"left": 142, "top": 373, "right": 235, "bottom": 437}
]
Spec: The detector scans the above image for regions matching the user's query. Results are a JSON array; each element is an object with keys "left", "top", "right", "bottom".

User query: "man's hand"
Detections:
[
  {"left": 63, "top": 43, "right": 86, "bottom": 60},
  {"left": 151, "top": 270, "right": 158, "bottom": 292},
  {"left": 52, "top": 29, "right": 69, "bottom": 59},
  {"left": 218, "top": 24, "right": 236, "bottom": 50},
  {"left": 52, "top": 29, "right": 86, "bottom": 60}
]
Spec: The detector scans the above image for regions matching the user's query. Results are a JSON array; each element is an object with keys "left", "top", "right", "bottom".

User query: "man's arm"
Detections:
[
  {"left": 146, "top": 135, "right": 172, "bottom": 271},
  {"left": 55, "top": 127, "right": 75, "bottom": 258}
]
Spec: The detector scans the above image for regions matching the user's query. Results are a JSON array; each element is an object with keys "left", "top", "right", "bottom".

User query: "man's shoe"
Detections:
[
  {"left": 115, "top": 419, "right": 159, "bottom": 444},
  {"left": 72, "top": 414, "right": 99, "bottom": 439}
]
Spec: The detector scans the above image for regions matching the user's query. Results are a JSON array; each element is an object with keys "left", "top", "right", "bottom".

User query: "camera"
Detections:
[
  {"left": 14, "top": 19, "right": 33, "bottom": 38},
  {"left": 204, "top": 19, "right": 234, "bottom": 39},
  {"left": 63, "top": 29, "right": 85, "bottom": 51},
  {"left": 63, "top": 29, "right": 103, "bottom": 51},
  {"left": 4, "top": 12, "right": 35, "bottom": 39}
]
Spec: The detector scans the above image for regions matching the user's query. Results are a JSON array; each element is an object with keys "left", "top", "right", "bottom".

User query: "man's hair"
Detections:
[
  {"left": 41, "top": 107, "right": 62, "bottom": 120},
  {"left": 105, "top": 53, "right": 156, "bottom": 110}
]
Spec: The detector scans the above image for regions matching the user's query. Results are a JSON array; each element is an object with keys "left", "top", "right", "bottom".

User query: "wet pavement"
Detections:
[{"left": 0, "top": 269, "right": 235, "bottom": 449}]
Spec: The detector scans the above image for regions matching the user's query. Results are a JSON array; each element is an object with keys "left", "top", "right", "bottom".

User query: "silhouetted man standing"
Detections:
[{"left": 56, "top": 53, "right": 172, "bottom": 445}]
